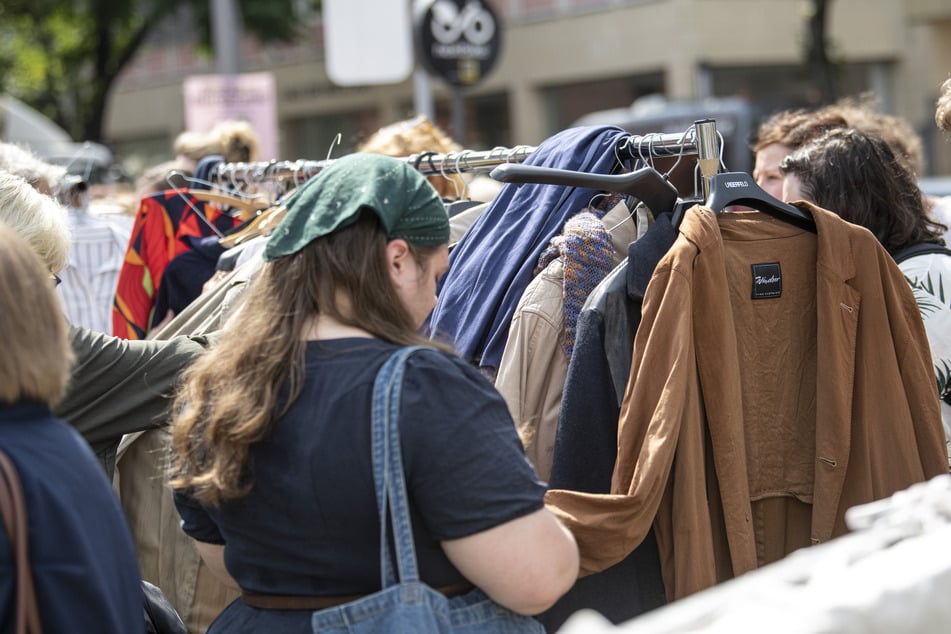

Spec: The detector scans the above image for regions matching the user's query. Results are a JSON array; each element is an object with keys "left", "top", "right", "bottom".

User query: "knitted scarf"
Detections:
[{"left": 536, "top": 209, "right": 616, "bottom": 357}]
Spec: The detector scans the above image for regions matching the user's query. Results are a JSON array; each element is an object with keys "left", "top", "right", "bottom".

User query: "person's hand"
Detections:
[
  {"left": 202, "top": 270, "right": 230, "bottom": 294},
  {"left": 147, "top": 309, "right": 175, "bottom": 339}
]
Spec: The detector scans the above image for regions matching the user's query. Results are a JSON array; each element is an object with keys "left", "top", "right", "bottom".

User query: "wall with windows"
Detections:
[{"left": 105, "top": 0, "right": 951, "bottom": 176}]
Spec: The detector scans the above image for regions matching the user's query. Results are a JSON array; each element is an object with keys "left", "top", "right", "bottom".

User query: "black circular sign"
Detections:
[{"left": 414, "top": 0, "right": 502, "bottom": 87}]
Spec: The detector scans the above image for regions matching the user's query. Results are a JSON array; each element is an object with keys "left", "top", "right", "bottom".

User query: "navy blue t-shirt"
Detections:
[{"left": 175, "top": 338, "right": 545, "bottom": 597}]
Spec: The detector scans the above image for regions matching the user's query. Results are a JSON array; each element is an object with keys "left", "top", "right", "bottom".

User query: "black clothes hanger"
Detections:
[
  {"left": 490, "top": 163, "right": 679, "bottom": 216},
  {"left": 669, "top": 196, "right": 703, "bottom": 229},
  {"left": 445, "top": 199, "right": 484, "bottom": 217},
  {"left": 705, "top": 172, "right": 816, "bottom": 232}
]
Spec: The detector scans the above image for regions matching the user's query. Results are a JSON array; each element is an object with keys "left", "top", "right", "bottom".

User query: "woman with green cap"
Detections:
[{"left": 167, "top": 153, "right": 579, "bottom": 632}]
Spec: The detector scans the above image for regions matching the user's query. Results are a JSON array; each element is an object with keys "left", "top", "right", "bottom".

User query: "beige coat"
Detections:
[
  {"left": 545, "top": 202, "right": 948, "bottom": 601},
  {"left": 495, "top": 202, "right": 639, "bottom": 480}
]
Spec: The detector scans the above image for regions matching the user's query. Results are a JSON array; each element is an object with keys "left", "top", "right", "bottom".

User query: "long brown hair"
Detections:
[
  {"left": 780, "top": 128, "right": 946, "bottom": 254},
  {"left": 169, "top": 210, "right": 445, "bottom": 505}
]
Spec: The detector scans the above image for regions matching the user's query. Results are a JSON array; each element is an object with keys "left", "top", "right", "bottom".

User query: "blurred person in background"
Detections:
[
  {"left": 937, "top": 77, "right": 951, "bottom": 132},
  {"left": 929, "top": 77, "right": 951, "bottom": 232},
  {"left": 358, "top": 114, "right": 466, "bottom": 200},
  {"left": 0, "top": 171, "right": 208, "bottom": 478},
  {"left": 780, "top": 127, "right": 951, "bottom": 465},
  {"left": 358, "top": 114, "right": 502, "bottom": 204},
  {"left": 0, "top": 220, "right": 143, "bottom": 632},
  {"left": 0, "top": 141, "right": 66, "bottom": 197},
  {"left": 175, "top": 119, "right": 261, "bottom": 169},
  {"left": 750, "top": 94, "right": 924, "bottom": 200},
  {"left": 135, "top": 119, "right": 261, "bottom": 200},
  {"left": 0, "top": 140, "right": 129, "bottom": 335}
]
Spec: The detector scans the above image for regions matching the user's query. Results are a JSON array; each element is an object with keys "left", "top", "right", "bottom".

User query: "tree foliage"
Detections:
[{"left": 0, "top": 0, "right": 304, "bottom": 142}]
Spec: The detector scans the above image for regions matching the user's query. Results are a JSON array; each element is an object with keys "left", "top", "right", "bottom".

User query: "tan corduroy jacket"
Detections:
[
  {"left": 495, "top": 201, "right": 639, "bottom": 481},
  {"left": 545, "top": 202, "right": 948, "bottom": 601}
]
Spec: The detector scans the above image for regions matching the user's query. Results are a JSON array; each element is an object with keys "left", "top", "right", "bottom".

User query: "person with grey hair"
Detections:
[
  {"left": 0, "top": 140, "right": 128, "bottom": 333},
  {"left": 0, "top": 219, "right": 145, "bottom": 633},
  {"left": 0, "top": 141, "right": 66, "bottom": 196},
  {"left": 0, "top": 170, "right": 209, "bottom": 478},
  {"left": 0, "top": 171, "right": 71, "bottom": 271}
]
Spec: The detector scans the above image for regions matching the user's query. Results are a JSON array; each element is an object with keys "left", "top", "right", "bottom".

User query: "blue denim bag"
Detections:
[{"left": 310, "top": 346, "right": 545, "bottom": 634}]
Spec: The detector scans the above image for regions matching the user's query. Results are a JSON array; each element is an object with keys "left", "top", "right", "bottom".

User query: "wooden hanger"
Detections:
[
  {"left": 188, "top": 190, "right": 271, "bottom": 221},
  {"left": 218, "top": 205, "right": 287, "bottom": 248}
]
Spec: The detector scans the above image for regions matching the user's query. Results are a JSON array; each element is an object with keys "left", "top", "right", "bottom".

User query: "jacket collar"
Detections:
[{"left": 794, "top": 200, "right": 857, "bottom": 284}]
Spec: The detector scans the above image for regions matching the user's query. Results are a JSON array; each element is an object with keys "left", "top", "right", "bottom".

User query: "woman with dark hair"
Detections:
[
  {"left": 780, "top": 128, "right": 944, "bottom": 254},
  {"left": 749, "top": 95, "right": 925, "bottom": 201},
  {"left": 168, "top": 153, "right": 578, "bottom": 632},
  {"left": 781, "top": 127, "right": 951, "bottom": 463}
]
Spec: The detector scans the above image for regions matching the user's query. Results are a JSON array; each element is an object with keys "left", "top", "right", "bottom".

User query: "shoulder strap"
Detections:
[
  {"left": 371, "top": 346, "right": 429, "bottom": 589},
  {"left": 892, "top": 242, "right": 951, "bottom": 264},
  {"left": 0, "top": 450, "right": 43, "bottom": 633}
]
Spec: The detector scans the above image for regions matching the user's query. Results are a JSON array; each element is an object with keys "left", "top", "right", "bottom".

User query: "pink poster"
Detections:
[{"left": 183, "top": 72, "right": 279, "bottom": 160}]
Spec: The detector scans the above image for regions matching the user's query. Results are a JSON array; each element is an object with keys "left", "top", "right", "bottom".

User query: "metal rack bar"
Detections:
[{"left": 211, "top": 128, "right": 712, "bottom": 185}]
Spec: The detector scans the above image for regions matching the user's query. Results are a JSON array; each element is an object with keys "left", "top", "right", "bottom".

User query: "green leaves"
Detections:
[{"left": 0, "top": 0, "right": 304, "bottom": 141}]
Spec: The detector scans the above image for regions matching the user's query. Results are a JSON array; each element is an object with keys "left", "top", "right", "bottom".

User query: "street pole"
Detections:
[
  {"left": 452, "top": 87, "right": 464, "bottom": 145},
  {"left": 211, "top": 0, "right": 243, "bottom": 75},
  {"left": 414, "top": 68, "right": 435, "bottom": 121},
  {"left": 412, "top": 1, "right": 435, "bottom": 120}
]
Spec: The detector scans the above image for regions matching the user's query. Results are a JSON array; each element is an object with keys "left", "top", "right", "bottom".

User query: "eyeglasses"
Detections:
[{"left": 50, "top": 273, "right": 62, "bottom": 287}]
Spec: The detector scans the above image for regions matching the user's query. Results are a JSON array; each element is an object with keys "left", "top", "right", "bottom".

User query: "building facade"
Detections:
[{"left": 105, "top": 0, "right": 951, "bottom": 177}]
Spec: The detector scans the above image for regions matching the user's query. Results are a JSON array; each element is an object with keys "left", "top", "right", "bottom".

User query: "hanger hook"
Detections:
[
  {"left": 439, "top": 152, "right": 462, "bottom": 200},
  {"left": 458, "top": 148, "right": 473, "bottom": 173},
  {"left": 227, "top": 163, "right": 240, "bottom": 194},
  {"left": 637, "top": 135, "right": 650, "bottom": 169},
  {"left": 454, "top": 151, "right": 470, "bottom": 200},
  {"left": 615, "top": 135, "right": 632, "bottom": 169},
  {"left": 326, "top": 133, "right": 342, "bottom": 161},
  {"left": 663, "top": 125, "right": 693, "bottom": 181},
  {"left": 717, "top": 130, "right": 728, "bottom": 171}
]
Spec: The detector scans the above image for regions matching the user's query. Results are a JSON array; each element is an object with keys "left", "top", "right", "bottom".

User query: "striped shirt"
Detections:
[{"left": 57, "top": 208, "right": 133, "bottom": 334}]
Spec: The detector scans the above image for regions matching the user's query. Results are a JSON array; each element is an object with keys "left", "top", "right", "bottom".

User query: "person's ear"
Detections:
[{"left": 386, "top": 239, "right": 412, "bottom": 288}]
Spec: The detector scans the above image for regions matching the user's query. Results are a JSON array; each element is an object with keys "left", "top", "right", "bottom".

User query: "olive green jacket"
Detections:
[{"left": 54, "top": 326, "right": 210, "bottom": 476}]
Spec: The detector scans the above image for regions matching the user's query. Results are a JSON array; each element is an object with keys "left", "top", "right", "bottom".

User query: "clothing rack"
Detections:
[{"left": 210, "top": 123, "right": 721, "bottom": 190}]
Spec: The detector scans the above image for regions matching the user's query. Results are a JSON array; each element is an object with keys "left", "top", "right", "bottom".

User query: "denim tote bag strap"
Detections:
[{"left": 371, "top": 345, "right": 429, "bottom": 590}]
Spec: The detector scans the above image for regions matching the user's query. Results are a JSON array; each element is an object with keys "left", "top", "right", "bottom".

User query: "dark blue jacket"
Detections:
[
  {"left": 539, "top": 214, "right": 677, "bottom": 632},
  {"left": 152, "top": 234, "right": 226, "bottom": 330},
  {"left": 0, "top": 401, "right": 143, "bottom": 633},
  {"left": 428, "top": 125, "right": 630, "bottom": 373}
]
